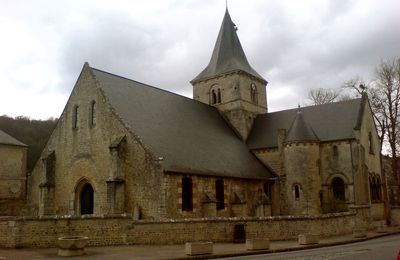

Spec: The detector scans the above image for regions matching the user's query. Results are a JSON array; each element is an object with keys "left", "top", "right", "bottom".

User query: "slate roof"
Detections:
[
  {"left": 286, "top": 108, "right": 319, "bottom": 142},
  {"left": 191, "top": 9, "right": 266, "bottom": 84},
  {"left": 0, "top": 129, "right": 27, "bottom": 147},
  {"left": 247, "top": 98, "right": 363, "bottom": 149},
  {"left": 91, "top": 67, "right": 274, "bottom": 180}
]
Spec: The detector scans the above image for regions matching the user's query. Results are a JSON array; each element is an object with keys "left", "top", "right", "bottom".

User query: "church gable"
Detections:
[{"left": 27, "top": 63, "right": 163, "bottom": 216}]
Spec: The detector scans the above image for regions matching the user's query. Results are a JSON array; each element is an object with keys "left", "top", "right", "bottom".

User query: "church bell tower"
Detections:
[{"left": 191, "top": 9, "right": 268, "bottom": 141}]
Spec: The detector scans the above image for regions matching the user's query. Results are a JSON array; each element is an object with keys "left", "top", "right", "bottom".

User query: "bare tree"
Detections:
[
  {"left": 308, "top": 88, "right": 342, "bottom": 105},
  {"left": 375, "top": 58, "right": 400, "bottom": 188},
  {"left": 345, "top": 58, "right": 400, "bottom": 190},
  {"left": 343, "top": 78, "right": 387, "bottom": 151}
]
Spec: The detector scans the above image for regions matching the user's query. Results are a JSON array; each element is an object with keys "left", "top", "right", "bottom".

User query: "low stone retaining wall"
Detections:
[{"left": 0, "top": 212, "right": 356, "bottom": 248}]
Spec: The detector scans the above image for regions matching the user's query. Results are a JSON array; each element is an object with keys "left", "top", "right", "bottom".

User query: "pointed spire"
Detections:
[
  {"left": 286, "top": 108, "right": 319, "bottom": 142},
  {"left": 191, "top": 9, "right": 265, "bottom": 83}
]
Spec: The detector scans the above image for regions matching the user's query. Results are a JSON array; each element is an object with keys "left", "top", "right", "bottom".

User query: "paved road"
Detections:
[{"left": 218, "top": 234, "right": 400, "bottom": 260}]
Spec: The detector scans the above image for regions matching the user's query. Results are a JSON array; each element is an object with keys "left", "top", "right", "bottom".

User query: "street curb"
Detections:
[{"left": 170, "top": 230, "right": 400, "bottom": 260}]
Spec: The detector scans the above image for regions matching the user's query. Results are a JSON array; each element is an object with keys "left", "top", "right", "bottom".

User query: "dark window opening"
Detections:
[
  {"left": 263, "top": 182, "right": 272, "bottom": 201},
  {"left": 182, "top": 177, "right": 193, "bottom": 211},
  {"left": 333, "top": 145, "right": 338, "bottom": 157},
  {"left": 369, "top": 132, "right": 374, "bottom": 154},
  {"left": 216, "top": 179, "right": 224, "bottom": 210},
  {"left": 294, "top": 185, "right": 300, "bottom": 199},
  {"left": 250, "top": 83, "right": 258, "bottom": 104},
  {"left": 233, "top": 224, "right": 246, "bottom": 243},
  {"left": 211, "top": 90, "right": 217, "bottom": 104},
  {"left": 73, "top": 105, "right": 79, "bottom": 129},
  {"left": 370, "top": 176, "right": 381, "bottom": 201},
  {"left": 80, "top": 183, "right": 94, "bottom": 215},
  {"left": 332, "top": 177, "right": 345, "bottom": 201},
  {"left": 90, "top": 101, "right": 96, "bottom": 126},
  {"left": 217, "top": 88, "right": 222, "bottom": 103}
]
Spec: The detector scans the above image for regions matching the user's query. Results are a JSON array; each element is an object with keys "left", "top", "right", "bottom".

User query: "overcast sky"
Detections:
[{"left": 1, "top": 0, "right": 399, "bottom": 119}]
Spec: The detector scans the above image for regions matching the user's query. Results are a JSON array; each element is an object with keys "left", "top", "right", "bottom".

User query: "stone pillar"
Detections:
[
  {"left": 106, "top": 179, "right": 125, "bottom": 214},
  {"left": 230, "top": 191, "right": 247, "bottom": 217},
  {"left": 38, "top": 151, "right": 56, "bottom": 216},
  {"left": 39, "top": 184, "right": 55, "bottom": 215},
  {"left": 107, "top": 136, "right": 126, "bottom": 214},
  {"left": 201, "top": 192, "right": 217, "bottom": 217}
]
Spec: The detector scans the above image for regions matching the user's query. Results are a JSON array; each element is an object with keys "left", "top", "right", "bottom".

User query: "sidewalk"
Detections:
[{"left": 1, "top": 226, "right": 399, "bottom": 260}]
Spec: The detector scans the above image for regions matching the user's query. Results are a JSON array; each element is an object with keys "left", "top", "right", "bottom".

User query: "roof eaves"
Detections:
[
  {"left": 164, "top": 169, "right": 273, "bottom": 181},
  {"left": 191, "top": 69, "right": 267, "bottom": 85}
]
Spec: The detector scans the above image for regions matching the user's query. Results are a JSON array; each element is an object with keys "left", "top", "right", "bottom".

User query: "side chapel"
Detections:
[{"left": 27, "top": 10, "right": 386, "bottom": 222}]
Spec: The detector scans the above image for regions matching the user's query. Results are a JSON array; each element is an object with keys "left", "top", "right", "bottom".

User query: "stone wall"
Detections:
[
  {"left": 0, "top": 212, "right": 356, "bottom": 248},
  {"left": 371, "top": 202, "right": 385, "bottom": 221},
  {"left": 165, "top": 173, "right": 270, "bottom": 219},
  {"left": 192, "top": 72, "right": 267, "bottom": 140},
  {"left": 284, "top": 142, "right": 321, "bottom": 215},
  {"left": 390, "top": 206, "right": 400, "bottom": 225},
  {"left": 0, "top": 143, "right": 27, "bottom": 216}
]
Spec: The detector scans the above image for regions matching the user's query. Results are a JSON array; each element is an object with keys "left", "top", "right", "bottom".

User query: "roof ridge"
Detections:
[
  {"left": 89, "top": 66, "right": 220, "bottom": 109},
  {"left": 265, "top": 98, "right": 362, "bottom": 116}
]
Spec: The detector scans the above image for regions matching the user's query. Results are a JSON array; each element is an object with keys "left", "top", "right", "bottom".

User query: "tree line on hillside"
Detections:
[
  {"left": 0, "top": 115, "right": 58, "bottom": 172},
  {"left": 307, "top": 57, "right": 400, "bottom": 193}
]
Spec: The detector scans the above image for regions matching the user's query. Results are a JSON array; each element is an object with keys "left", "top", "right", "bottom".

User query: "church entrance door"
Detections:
[
  {"left": 332, "top": 177, "right": 345, "bottom": 201},
  {"left": 80, "top": 183, "right": 94, "bottom": 215}
]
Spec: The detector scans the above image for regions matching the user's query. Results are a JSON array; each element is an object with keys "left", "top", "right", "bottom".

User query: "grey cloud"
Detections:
[{"left": 2, "top": 0, "right": 400, "bottom": 119}]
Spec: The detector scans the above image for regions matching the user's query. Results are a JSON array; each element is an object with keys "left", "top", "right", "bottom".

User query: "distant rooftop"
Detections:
[{"left": 0, "top": 129, "right": 27, "bottom": 147}]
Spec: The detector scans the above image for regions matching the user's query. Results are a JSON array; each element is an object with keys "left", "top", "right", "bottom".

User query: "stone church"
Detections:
[{"left": 27, "top": 10, "right": 386, "bottom": 222}]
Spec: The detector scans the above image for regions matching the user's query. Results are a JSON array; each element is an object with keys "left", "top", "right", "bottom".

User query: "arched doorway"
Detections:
[
  {"left": 332, "top": 177, "right": 345, "bottom": 201},
  {"left": 80, "top": 183, "right": 94, "bottom": 215}
]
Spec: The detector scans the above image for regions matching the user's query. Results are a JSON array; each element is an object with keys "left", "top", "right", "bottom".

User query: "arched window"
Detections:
[
  {"left": 217, "top": 88, "right": 222, "bottom": 103},
  {"left": 264, "top": 182, "right": 272, "bottom": 200},
  {"left": 211, "top": 90, "right": 217, "bottom": 105},
  {"left": 376, "top": 177, "right": 381, "bottom": 200},
  {"left": 332, "top": 177, "right": 345, "bottom": 201},
  {"left": 80, "top": 183, "right": 94, "bottom": 215},
  {"left": 210, "top": 87, "right": 222, "bottom": 105},
  {"left": 369, "top": 132, "right": 374, "bottom": 154},
  {"left": 73, "top": 105, "right": 79, "bottom": 129},
  {"left": 250, "top": 83, "right": 257, "bottom": 104},
  {"left": 216, "top": 179, "right": 224, "bottom": 210},
  {"left": 370, "top": 175, "right": 382, "bottom": 201},
  {"left": 294, "top": 184, "right": 300, "bottom": 200},
  {"left": 182, "top": 177, "right": 193, "bottom": 211},
  {"left": 89, "top": 100, "right": 96, "bottom": 126},
  {"left": 370, "top": 176, "right": 376, "bottom": 200}
]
